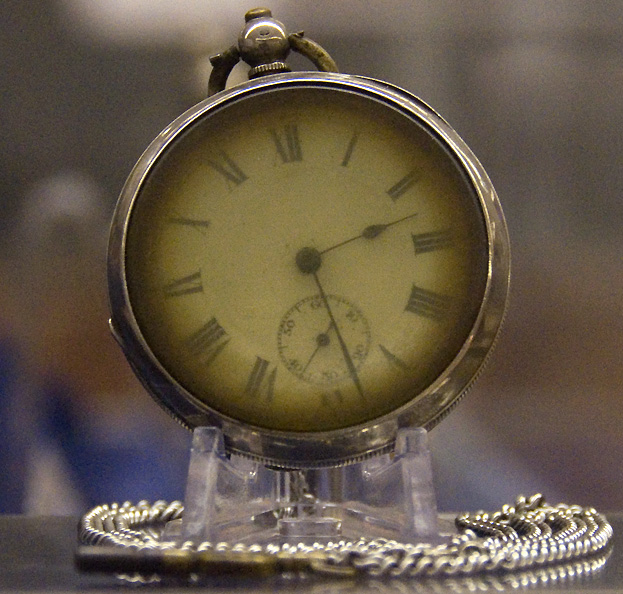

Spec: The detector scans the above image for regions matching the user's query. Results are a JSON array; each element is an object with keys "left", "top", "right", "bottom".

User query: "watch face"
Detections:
[{"left": 110, "top": 74, "right": 509, "bottom": 465}]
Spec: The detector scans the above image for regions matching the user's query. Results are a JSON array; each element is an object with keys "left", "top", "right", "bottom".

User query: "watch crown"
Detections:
[
  {"left": 238, "top": 8, "right": 291, "bottom": 73},
  {"left": 208, "top": 8, "right": 338, "bottom": 96},
  {"left": 244, "top": 7, "right": 272, "bottom": 22}
]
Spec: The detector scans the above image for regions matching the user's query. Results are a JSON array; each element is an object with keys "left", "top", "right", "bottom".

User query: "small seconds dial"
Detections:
[{"left": 278, "top": 294, "right": 371, "bottom": 386}]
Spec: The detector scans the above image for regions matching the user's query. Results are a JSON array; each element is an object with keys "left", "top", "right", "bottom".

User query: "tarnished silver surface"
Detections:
[{"left": 77, "top": 494, "right": 612, "bottom": 580}]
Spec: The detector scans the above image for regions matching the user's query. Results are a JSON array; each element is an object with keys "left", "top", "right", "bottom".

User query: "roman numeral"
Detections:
[
  {"left": 387, "top": 168, "right": 420, "bottom": 201},
  {"left": 163, "top": 271, "right": 203, "bottom": 297},
  {"left": 270, "top": 124, "right": 302, "bottom": 163},
  {"left": 405, "top": 285, "right": 451, "bottom": 321},
  {"left": 411, "top": 229, "right": 454, "bottom": 255},
  {"left": 245, "top": 357, "right": 277, "bottom": 400},
  {"left": 321, "top": 389, "right": 344, "bottom": 408},
  {"left": 378, "top": 344, "right": 410, "bottom": 371},
  {"left": 185, "top": 318, "right": 229, "bottom": 365},
  {"left": 168, "top": 217, "right": 211, "bottom": 235},
  {"left": 207, "top": 151, "right": 248, "bottom": 189},
  {"left": 341, "top": 131, "right": 359, "bottom": 167}
]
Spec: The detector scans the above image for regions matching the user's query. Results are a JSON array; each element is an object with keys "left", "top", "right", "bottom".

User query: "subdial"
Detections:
[{"left": 277, "top": 295, "right": 371, "bottom": 385}]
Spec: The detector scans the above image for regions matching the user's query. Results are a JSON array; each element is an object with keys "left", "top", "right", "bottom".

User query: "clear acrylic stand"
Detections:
[{"left": 167, "top": 426, "right": 440, "bottom": 546}]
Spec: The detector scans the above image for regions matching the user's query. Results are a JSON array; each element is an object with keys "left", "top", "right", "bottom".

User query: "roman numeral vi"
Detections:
[{"left": 245, "top": 357, "right": 277, "bottom": 401}]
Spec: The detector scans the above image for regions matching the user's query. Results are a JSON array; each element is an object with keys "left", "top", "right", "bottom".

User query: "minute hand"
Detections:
[{"left": 320, "top": 212, "right": 418, "bottom": 255}]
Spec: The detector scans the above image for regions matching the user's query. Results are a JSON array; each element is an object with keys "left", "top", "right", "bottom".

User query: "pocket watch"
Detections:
[{"left": 108, "top": 8, "right": 510, "bottom": 468}]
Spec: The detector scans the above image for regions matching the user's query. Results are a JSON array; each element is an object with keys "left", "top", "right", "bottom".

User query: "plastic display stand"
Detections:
[{"left": 173, "top": 426, "right": 439, "bottom": 546}]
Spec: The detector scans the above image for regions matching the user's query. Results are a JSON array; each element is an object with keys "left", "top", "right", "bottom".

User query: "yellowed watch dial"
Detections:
[{"left": 125, "top": 85, "right": 488, "bottom": 432}]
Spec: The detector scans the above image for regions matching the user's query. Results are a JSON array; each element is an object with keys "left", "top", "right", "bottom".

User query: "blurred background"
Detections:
[{"left": 0, "top": 0, "right": 621, "bottom": 515}]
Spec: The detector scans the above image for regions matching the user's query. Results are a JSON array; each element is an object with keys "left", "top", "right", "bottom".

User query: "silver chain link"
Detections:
[{"left": 78, "top": 494, "right": 612, "bottom": 579}]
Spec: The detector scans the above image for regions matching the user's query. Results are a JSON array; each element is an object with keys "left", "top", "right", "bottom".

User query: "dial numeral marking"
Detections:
[
  {"left": 411, "top": 229, "right": 454, "bottom": 255},
  {"left": 168, "top": 217, "right": 211, "bottom": 233},
  {"left": 341, "top": 131, "right": 359, "bottom": 167},
  {"left": 405, "top": 285, "right": 451, "bottom": 321},
  {"left": 164, "top": 271, "right": 203, "bottom": 297},
  {"left": 321, "top": 389, "right": 344, "bottom": 407},
  {"left": 387, "top": 168, "right": 420, "bottom": 201},
  {"left": 245, "top": 357, "right": 277, "bottom": 400},
  {"left": 270, "top": 124, "right": 302, "bottom": 163},
  {"left": 378, "top": 344, "right": 410, "bottom": 371},
  {"left": 185, "top": 318, "right": 229, "bottom": 365},
  {"left": 207, "top": 151, "right": 248, "bottom": 189}
]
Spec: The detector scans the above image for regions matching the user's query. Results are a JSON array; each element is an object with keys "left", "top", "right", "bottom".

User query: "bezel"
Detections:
[{"left": 108, "top": 71, "right": 510, "bottom": 468}]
